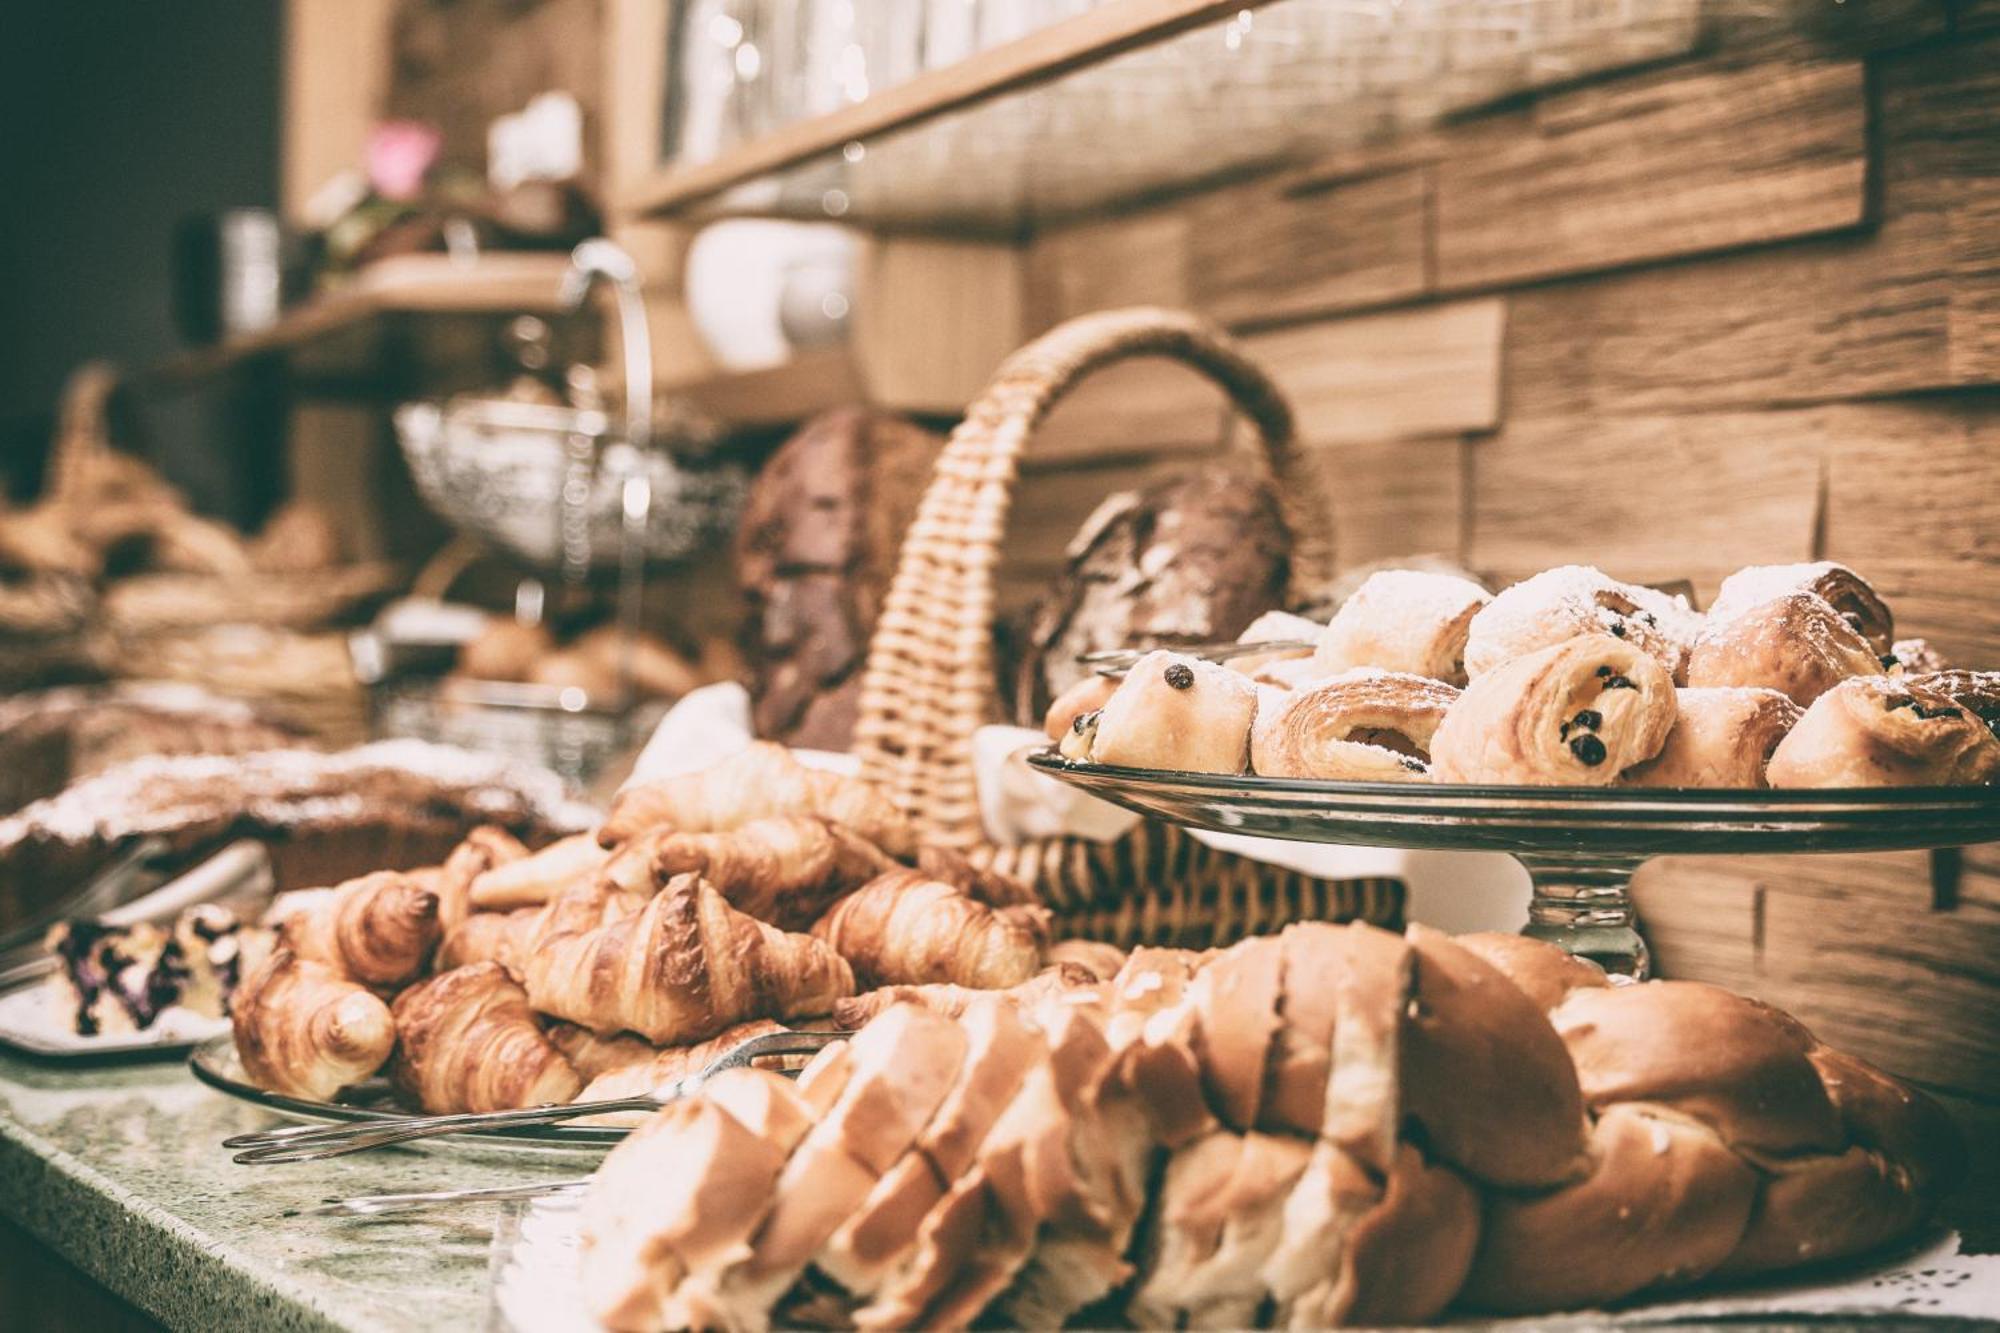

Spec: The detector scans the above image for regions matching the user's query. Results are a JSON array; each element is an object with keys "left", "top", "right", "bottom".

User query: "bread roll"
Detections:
[
  {"left": 1463, "top": 566, "right": 1687, "bottom": 682},
  {"left": 1686, "top": 591, "right": 1879, "bottom": 706},
  {"left": 1623, "top": 686, "right": 1802, "bottom": 788},
  {"left": 1766, "top": 676, "right": 2000, "bottom": 788},
  {"left": 1706, "top": 561, "right": 1893, "bottom": 655},
  {"left": 1080, "top": 650, "right": 1258, "bottom": 774},
  {"left": 1312, "top": 570, "right": 1489, "bottom": 686},
  {"left": 1429, "top": 636, "right": 1677, "bottom": 784}
]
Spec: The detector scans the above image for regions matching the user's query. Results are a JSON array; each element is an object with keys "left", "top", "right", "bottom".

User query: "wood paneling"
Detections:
[
  {"left": 282, "top": 0, "right": 396, "bottom": 224},
  {"left": 1186, "top": 168, "right": 1431, "bottom": 326},
  {"left": 1821, "top": 398, "right": 2000, "bottom": 663},
  {"left": 1467, "top": 408, "right": 1826, "bottom": 595},
  {"left": 1241, "top": 299, "right": 1505, "bottom": 445},
  {"left": 1031, "top": 358, "right": 1236, "bottom": 465},
  {"left": 1309, "top": 437, "right": 1466, "bottom": 571},
  {"left": 1023, "top": 209, "right": 1191, "bottom": 331},
  {"left": 1435, "top": 60, "right": 1868, "bottom": 292}
]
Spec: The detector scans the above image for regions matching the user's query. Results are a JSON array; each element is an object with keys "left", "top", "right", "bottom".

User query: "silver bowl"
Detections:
[{"left": 394, "top": 397, "right": 745, "bottom": 571}]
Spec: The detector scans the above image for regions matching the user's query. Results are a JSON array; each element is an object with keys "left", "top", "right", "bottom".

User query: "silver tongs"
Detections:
[
  {"left": 291, "top": 1178, "right": 589, "bottom": 1218},
  {"left": 223, "top": 1028, "right": 843, "bottom": 1164},
  {"left": 1080, "top": 639, "right": 1316, "bottom": 678}
]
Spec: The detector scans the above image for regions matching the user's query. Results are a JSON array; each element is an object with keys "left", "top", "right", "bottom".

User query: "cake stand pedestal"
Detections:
[{"left": 1027, "top": 752, "right": 2000, "bottom": 980}]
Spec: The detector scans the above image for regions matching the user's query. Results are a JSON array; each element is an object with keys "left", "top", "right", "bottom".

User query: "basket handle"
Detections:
[{"left": 850, "top": 306, "right": 1325, "bottom": 844}]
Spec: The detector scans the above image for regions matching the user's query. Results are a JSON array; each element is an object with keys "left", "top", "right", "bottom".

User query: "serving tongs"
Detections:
[
  {"left": 291, "top": 1178, "right": 590, "bottom": 1218},
  {"left": 224, "top": 1028, "right": 842, "bottom": 1164},
  {"left": 1080, "top": 639, "right": 1316, "bottom": 678}
]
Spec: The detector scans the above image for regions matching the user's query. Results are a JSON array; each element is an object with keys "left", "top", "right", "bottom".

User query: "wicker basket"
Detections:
[{"left": 849, "top": 307, "right": 1404, "bottom": 946}]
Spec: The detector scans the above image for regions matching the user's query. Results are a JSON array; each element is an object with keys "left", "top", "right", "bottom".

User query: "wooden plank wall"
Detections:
[{"left": 1017, "top": 11, "right": 2000, "bottom": 1115}]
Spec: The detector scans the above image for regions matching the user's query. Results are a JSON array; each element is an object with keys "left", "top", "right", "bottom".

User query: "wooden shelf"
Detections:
[
  {"left": 629, "top": 0, "right": 1704, "bottom": 232},
  {"left": 126, "top": 253, "right": 575, "bottom": 395}
]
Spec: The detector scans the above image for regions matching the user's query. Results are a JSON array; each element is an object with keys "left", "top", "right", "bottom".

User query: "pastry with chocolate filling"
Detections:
[
  {"left": 1071, "top": 650, "right": 1259, "bottom": 774},
  {"left": 1623, "top": 687, "right": 1802, "bottom": 789},
  {"left": 1251, "top": 669, "right": 1459, "bottom": 782},
  {"left": 1429, "top": 637, "right": 1677, "bottom": 785},
  {"left": 1463, "top": 566, "right": 1687, "bottom": 683},
  {"left": 1313, "top": 570, "right": 1489, "bottom": 687},
  {"left": 1686, "top": 592, "right": 1880, "bottom": 707},
  {"left": 1706, "top": 561, "right": 1893, "bottom": 656},
  {"left": 1766, "top": 677, "right": 2000, "bottom": 788},
  {"left": 1904, "top": 669, "right": 2000, "bottom": 733}
]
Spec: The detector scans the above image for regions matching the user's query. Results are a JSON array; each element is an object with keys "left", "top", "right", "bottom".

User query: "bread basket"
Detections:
[{"left": 849, "top": 307, "right": 1404, "bottom": 945}]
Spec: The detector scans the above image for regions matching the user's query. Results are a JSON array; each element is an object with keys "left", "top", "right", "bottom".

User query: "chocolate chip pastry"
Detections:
[
  {"left": 1250, "top": 669, "right": 1460, "bottom": 782},
  {"left": 1686, "top": 591, "right": 1881, "bottom": 707},
  {"left": 1313, "top": 570, "right": 1491, "bottom": 688},
  {"left": 1766, "top": 675, "right": 2000, "bottom": 788},
  {"left": 1462, "top": 566, "right": 1693, "bottom": 683},
  {"left": 1062, "top": 650, "right": 1259, "bottom": 775},
  {"left": 1705, "top": 561, "right": 1894, "bottom": 657},
  {"left": 1622, "top": 686, "right": 1803, "bottom": 789},
  {"left": 1429, "top": 636, "right": 1677, "bottom": 785}
]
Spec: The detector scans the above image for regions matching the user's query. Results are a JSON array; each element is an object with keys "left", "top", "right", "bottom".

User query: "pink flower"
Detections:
[{"left": 367, "top": 121, "right": 443, "bottom": 201}]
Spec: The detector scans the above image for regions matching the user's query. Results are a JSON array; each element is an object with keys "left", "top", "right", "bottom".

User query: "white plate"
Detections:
[{"left": 0, "top": 978, "right": 228, "bottom": 1058}]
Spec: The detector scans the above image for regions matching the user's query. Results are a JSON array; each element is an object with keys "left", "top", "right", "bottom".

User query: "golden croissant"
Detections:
[
  {"left": 390, "top": 962, "right": 582, "bottom": 1114},
  {"left": 812, "top": 870, "right": 1051, "bottom": 991},
  {"left": 431, "top": 826, "right": 530, "bottom": 935},
  {"left": 645, "top": 815, "right": 896, "bottom": 930},
  {"left": 524, "top": 873, "right": 855, "bottom": 1045},
  {"left": 231, "top": 947, "right": 396, "bottom": 1101},
  {"left": 600, "top": 742, "right": 917, "bottom": 858},
  {"left": 277, "top": 870, "right": 441, "bottom": 989}
]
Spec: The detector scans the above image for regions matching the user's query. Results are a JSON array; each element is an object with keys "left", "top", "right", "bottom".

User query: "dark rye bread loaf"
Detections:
[
  {"left": 1013, "top": 466, "right": 1292, "bottom": 724},
  {"left": 735, "top": 409, "right": 942, "bottom": 751}
]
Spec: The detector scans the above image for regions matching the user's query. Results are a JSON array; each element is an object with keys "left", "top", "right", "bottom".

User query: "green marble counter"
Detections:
[{"left": 0, "top": 1050, "right": 594, "bottom": 1332}]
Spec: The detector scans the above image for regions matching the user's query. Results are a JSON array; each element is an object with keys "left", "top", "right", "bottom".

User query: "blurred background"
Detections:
[{"left": 0, "top": 0, "right": 1995, "bottom": 1189}]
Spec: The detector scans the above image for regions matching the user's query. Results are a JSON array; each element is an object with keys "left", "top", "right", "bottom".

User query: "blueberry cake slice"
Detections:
[{"left": 44, "top": 905, "right": 271, "bottom": 1037}]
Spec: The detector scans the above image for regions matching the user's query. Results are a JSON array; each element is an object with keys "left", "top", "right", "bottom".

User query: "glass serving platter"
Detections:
[
  {"left": 1027, "top": 750, "right": 2000, "bottom": 979},
  {"left": 188, "top": 1035, "right": 624, "bottom": 1153}
]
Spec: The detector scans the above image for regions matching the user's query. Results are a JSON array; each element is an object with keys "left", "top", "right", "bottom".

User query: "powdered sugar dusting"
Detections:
[{"left": 0, "top": 738, "right": 598, "bottom": 851}]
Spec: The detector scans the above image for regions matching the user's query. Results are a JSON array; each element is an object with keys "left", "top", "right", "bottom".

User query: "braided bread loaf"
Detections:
[{"left": 577, "top": 922, "right": 1960, "bottom": 1330}]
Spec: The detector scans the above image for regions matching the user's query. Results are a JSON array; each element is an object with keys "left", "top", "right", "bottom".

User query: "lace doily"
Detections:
[{"left": 486, "top": 1194, "right": 2000, "bottom": 1332}]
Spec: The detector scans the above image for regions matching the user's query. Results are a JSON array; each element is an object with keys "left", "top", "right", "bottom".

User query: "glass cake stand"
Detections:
[{"left": 1026, "top": 751, "right": 2000, "bottom": 980}]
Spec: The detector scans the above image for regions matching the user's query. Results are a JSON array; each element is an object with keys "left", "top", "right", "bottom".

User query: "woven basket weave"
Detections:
[{"left": 849, "top": 307, "right": 1404, "bottom": 945}]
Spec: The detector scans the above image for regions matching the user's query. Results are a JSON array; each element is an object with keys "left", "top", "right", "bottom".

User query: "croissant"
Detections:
[
  {"left": 1462, "top": 566, "right": 1690, "bottom": 682},
  {"left": 1706, "top": 561, "right": 1893, "bottom": 655},
  {"left": 391, "top": 963, "right": 582, "bottom": 1114},
  {"left": 1313, "top": 570, "right": 1490, "bottom": 686},
  {"left": 231, "top": 947, "right": 395, "bottom": 1101},
  {"left": 432, "top": 826, "right": 529, "bottom": 934},
  {"left": 1428, "top": 636, "right": 1678, "bottom": 784},
  {"left": 572, "top": 1020, "right": 793, "bottom": 1125},
  {"left": 1622, "top": 686, "right": 1802, "bottom": 788},
  {"left": 813, "top": 871, "right": 1050, "bottom": 991},
  {"left": 524, "top": 873, "right": 854, "bottom": 1045},
  {"left": 468, "top": 832, "right": 608, "bottom": 911},
  {"left": 433, "top": 907, "right": 536, "bottom": 971},
  {"left": 1250, "top": 669, "right": 1460, "bottom": 781},
  {"left": 645, "top": 816, "right": 896, "bottom": 931},
  {"left": 546, "top": 1022, "right": 657, "bottom": 1082},
  {"left": 1073, "top": 650, "right": 1259, "bottom": 774},
  {"left": 600, "top": 742, "right": 917, "bottom": 858},
  {"left": 277, "top": 870, "right": 440, "bottom": 989},
  {"left": 912, "top": 844, "right": 1036, "bottom": 908},
  {"left": 1765, "top": 676, "right": 2000, "bottom": 788},
  {"left": 1686, "top": 591, "right": 1881, "bottom": 707},
  {"left": 828, "top": 964, "right": 1100, "bottom": 1029}
]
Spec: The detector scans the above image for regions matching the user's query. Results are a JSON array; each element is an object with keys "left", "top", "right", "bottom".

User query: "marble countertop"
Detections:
[{"left": 0, "top": 1048, "right": 594, "bottom": 1332}]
